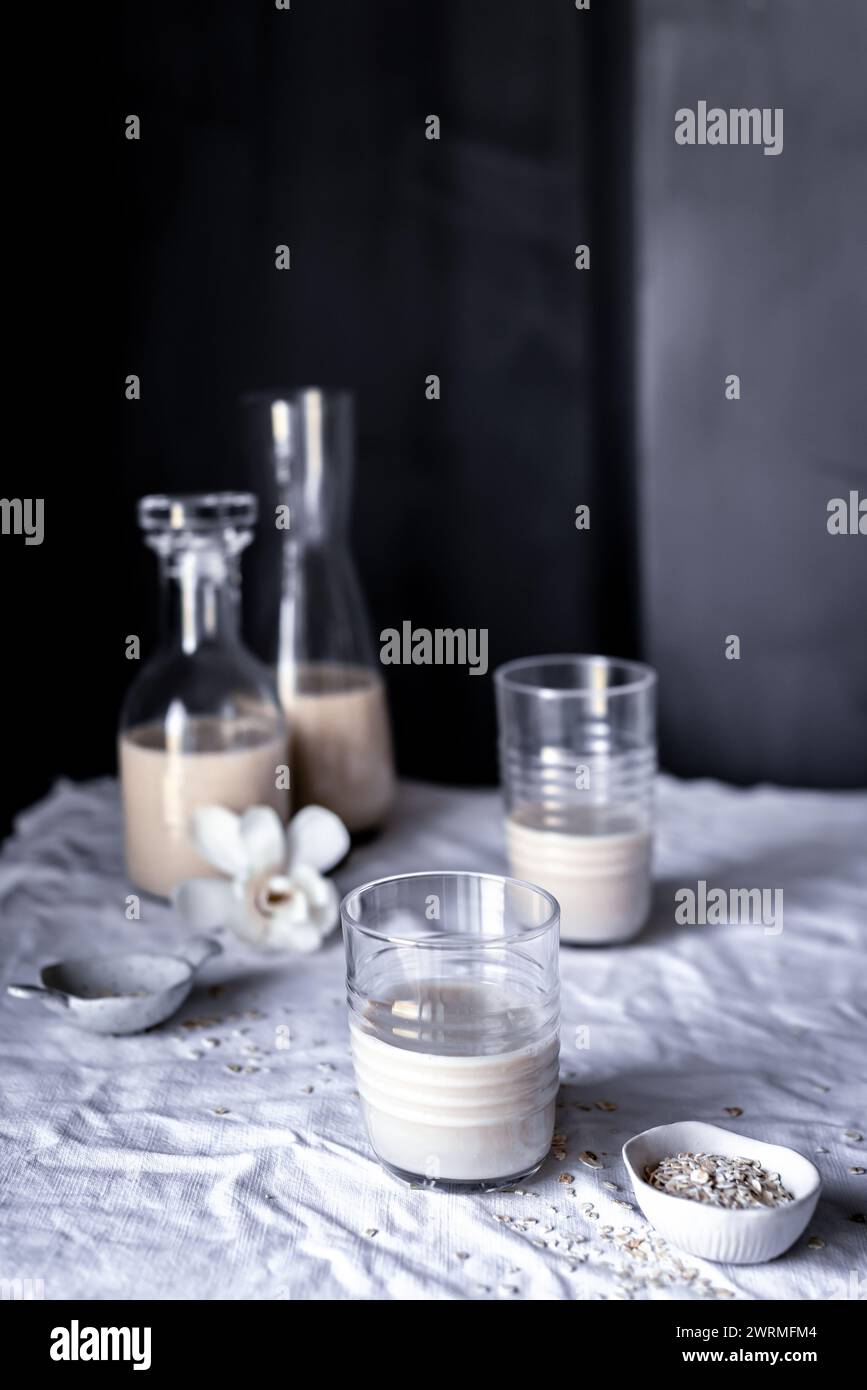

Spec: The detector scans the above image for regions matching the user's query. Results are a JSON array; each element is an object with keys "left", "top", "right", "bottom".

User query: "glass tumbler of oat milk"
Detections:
[
  {"left": 343, "top": 872, "right": 560, "bottom": 1191},
  {"left": 119, "top": 493, "right": 288, "bottom": 899},
  {"left": 495, "top": 655, "right": 657, "bottom": 945}
]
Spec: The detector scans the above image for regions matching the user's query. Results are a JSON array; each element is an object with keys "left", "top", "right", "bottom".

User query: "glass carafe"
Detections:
[
  {"left": 119, "top": 492, "right": 289, "bottom": 898},
  {"left": 242, "top": 389, "right": 396, "bottom": 834}
]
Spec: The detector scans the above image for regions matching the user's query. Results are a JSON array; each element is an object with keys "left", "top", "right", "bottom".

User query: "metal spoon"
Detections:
[{"left": 6, "top": 934, "right": 223, "bottom": 1035}]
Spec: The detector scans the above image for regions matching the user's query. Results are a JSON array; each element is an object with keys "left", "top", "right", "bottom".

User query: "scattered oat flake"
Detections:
[
  {"left": 579, "top": 1150, "right": 602, "bottom": 1169},
  {"left": 595, "top": 1100, "right": 618, "bottom": 1112},
  {"left": 365, "top": 1228, "right": 378, "bottom": 1238},
  {"left": 806, "top": 1236, "right": 825, "bottom": 1249},
  {"left": 455, "top": 1251, "right": 470, "bottom": 1261},
  {"left": 182, "top": 1017, "right": 220, "bottom": 1030},
  {"left": 724, "top": 1107, "right": 743, "bottom": 1117},
  {"left": 844, "top": 1130, "right": 863, "bottom": 1141},
  {"left": 213, "top": 1107, "right": 229, "bottom": 1116},
  {"left": 301, "top": 1085, "right": 314, "bottom": 1094},
  {"left": 558, "top": 1173, "right": 574, "bottom": 1184},
  {"left": 849, "top": 1167, "right": 866, "bottom": 1175},
  {"left": 603, "top": 1180, "right": 618, "bottom": 1190},
  {"left": 227, "top": 1064, "right": 242, "bottom": 1073}
]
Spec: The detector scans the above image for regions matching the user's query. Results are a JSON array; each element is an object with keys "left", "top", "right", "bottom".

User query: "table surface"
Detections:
[{"left": 1, "top": 776, "right": 865, "bottom": 1302}]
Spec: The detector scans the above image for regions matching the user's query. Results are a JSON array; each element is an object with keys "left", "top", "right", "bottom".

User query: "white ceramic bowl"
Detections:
[{"left": 622, "top": 1120, "right": 821, "bottom": 1265}]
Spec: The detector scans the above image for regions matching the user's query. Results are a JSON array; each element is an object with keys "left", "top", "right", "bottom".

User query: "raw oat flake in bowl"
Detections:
[
  {"left": 645, "top": 1152, "right": 795, "bottom": 1209},
  {"left": 623, "top": 1121, "right": 821, "bottom": 1264}
]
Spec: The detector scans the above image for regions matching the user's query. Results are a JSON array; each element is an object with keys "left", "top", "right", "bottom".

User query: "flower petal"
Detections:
[
  {"left": 172, "top": 877, "right": 234, "bottom": 930},
  {"left": 308, "top": 876, "right": 339, "bottom": 938},
  {"left": 275, "top": 889, "right": 309, "bottom": 924},
  {"left": 265, "top": 917, "right": 322, "bottom": 953},
  {"left": 226, "top": 887, "right": 268, "bottom": 946},
  {"left": 291, "top": 863, "right": 331, "bottom": 908},
  {"left": 239, "top": 806, "right": 287, "bottom": 873},
  {"left": 190, "top": 806, "right": 247, "bottom": 876},
  {"left": 286, "top": 805, "right": 350, "bottom": 873}
]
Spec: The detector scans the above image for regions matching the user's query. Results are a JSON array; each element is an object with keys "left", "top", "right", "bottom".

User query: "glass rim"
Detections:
[
  {"left": 340, "top": 869, "right": 560, "bottom": 948},
  {"left": 240, "top": 386, "right": 353, "bottom": 406},
  {"left": 138, "top": 491, "right": 257, "bottom": 531},
  {"left": 494, "top": 653, "right": 657, "bottom": 699}
]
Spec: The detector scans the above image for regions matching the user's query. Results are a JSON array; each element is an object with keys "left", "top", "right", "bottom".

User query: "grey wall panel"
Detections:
[{"left": 636, "top": 0, "right": 867, "bottom": 786}]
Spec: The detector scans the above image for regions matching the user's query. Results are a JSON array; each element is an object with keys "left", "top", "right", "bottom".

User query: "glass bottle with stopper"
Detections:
[
  {"left": 242, "top": 389, "right": 395, "bottom": 834},
  {"left": 119, "top": 492, "right": 289, "bottom": 898}
]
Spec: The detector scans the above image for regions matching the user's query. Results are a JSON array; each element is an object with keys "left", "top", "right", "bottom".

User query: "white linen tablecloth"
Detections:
[{"left": 0, "top": 776, "right": 865, "bottom": 1302}]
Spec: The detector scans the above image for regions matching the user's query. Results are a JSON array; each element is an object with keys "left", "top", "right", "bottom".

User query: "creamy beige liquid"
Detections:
[
  {"left": 506, "top": 804, "right": 652, "bottom": 945},
  {"left": 350, "top": 982, "right": 559, "bottom": 1184},
  {"left": 120, "top": 716, "right": 289, "bottom": 898},
  {"left": 278, "top": 663, "right": 395, "bottom": 832}
]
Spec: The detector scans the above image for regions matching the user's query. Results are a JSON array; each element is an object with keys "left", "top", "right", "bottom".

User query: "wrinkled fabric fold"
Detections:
[{"left": 0, "top": 776, "right": 864, "bottom": 1300}]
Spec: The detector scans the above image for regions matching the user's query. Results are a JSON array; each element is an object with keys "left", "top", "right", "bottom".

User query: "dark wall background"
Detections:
[
  {"left": 116, "top": 0, "right": 637, "bottom": 788},
  {"left": 2, "top": 0, "right": 864, "bottom": 837},
  {"left": 637, "top": 0, "right": 867, "bottom": 787}
]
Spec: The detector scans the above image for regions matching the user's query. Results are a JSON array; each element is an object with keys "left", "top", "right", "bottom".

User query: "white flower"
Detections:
[{"left": 172, "top": 804, "right": 350, "bottom": 953}]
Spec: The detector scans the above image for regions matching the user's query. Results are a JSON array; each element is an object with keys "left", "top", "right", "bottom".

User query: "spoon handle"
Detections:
[
  {"left": 180, "top": 933, "right": 224, "bottom": 972},
  {"left": 7, "top": 983, "right": 70, "bottom": 1007}
]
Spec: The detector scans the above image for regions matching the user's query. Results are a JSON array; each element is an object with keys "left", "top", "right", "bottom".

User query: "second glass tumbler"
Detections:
[{"left": 495, "top": 655, "right": 657, "bottom": 945}]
